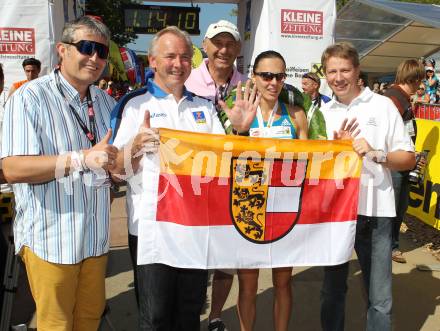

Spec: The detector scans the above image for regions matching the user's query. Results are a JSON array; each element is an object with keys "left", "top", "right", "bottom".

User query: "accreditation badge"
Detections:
[
  {"left": 249, "top": 127, "right": 263, "bottom": 137},
  {"left": 404, "top": 120, "right": 415, "bottom": 137},
  {"left": 267, "top": 126, "right": 292, "bottom": 139}
]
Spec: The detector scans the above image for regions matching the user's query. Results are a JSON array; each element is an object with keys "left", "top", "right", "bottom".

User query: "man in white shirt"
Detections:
[
  {"left": 319, "top": 42, "right": 415, "bottom": 331},
  {"left": 111, "top": 26, "right": 259, "bottom": 331}
]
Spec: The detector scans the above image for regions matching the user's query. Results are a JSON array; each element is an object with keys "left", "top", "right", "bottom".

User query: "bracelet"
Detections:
[
  {"left": 78, "top": 150, "right": 89, "bottom": 172},
  {"left": 232, "top": 128, "right": 250, "bottom": 136},
  {"left": 70, "top": 151, "right": 84, "bottom": 173}
]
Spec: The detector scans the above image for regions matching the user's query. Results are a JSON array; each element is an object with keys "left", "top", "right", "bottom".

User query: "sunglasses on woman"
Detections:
[
  {"left": 254, "top": 72, "right": 287, "bottom": 82},
  {"left": 64, "top": 40, "right": 109, "bottom": 59}
]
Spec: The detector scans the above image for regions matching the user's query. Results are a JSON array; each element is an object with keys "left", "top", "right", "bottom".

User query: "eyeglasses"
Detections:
[
  {"left": 254, "top": 72, "right": 287, "bottom": 82},
  {"left": 418, "top": 87, "right": 425, "bottom": 91},
  {"left": 64, "top": 40, "right": 109, "bottom": 59},
  {"left": 302, "top": 73, "right": 319, "bottom": 84}
]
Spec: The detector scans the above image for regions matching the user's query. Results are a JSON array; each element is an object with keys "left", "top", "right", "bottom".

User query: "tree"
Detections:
[
  {"left": 85, "top": 0, "right": 141, "bottom": 46},
  {"left": 230, "top": 6, "right": 238, "bottom": 17}
]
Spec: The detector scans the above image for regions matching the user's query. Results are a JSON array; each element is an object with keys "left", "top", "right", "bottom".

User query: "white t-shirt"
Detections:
[
  {"left": 112, "top": 80, "right": 225, "bottom": 235},
  {"left": 321, "top": 87, "right": 414, "bottom": 217}
]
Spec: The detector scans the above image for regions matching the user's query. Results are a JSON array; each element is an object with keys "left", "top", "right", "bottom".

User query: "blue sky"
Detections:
[{"left": 127, "top": 1, "right": 237, "bottom": 53}]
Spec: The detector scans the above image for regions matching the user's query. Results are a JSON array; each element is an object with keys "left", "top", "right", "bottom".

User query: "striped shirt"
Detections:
[{"left": 1, "top": 70, "right": 116, "bottom": 264}]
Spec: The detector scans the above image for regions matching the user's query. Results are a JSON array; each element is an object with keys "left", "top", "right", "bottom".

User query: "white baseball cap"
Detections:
[{"left": 205, "top": 20, "right": 240, "bottom": 41}]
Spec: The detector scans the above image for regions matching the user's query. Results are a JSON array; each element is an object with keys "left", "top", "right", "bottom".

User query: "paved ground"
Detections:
[
  {"left": 5, "top": 194, "right": 440, "bottom": 330},
  {"left": 102, "top": 196, "right": 440, "bottom": 331}
]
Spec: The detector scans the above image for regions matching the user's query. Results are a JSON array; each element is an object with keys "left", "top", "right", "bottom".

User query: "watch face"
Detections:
[
  {"left": 366, "top": 150, "right": 386, "bottom": 163},
  {"left": 376, "top": 150, "right": 387, "bottom": 163}
]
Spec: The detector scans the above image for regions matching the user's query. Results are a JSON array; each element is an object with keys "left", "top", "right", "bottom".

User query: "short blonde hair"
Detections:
[
  {"left": 321, "top": 42, "right": 360, "bottom": 73},
  {"left": 149, "top": 26, "right": 193, "bottom": 57}
]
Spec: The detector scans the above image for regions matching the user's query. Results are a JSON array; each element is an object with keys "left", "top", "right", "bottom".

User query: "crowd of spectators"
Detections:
[{"left": 370, "top": 58, "right": 439, "bottom": 105}]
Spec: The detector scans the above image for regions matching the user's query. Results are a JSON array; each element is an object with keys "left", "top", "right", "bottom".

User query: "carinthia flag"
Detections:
[{"left": 137, "top": 128, "right": 362, "bottom": 268}]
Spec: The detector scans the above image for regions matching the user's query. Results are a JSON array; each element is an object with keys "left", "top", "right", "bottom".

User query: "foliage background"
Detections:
[{"left": 85, "top": 0, "right": 141, "bottom": 46}]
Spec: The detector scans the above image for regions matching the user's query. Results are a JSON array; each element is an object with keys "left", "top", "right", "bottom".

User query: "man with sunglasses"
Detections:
[
  {"left": 185, "top": 20, "right": 246, "bottom": 331},
  {"left": 1, "top": 16, "right": 117, "bottom": 331}
]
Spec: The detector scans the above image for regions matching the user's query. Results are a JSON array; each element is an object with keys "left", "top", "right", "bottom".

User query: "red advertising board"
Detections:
[
  {"left": 0, "top": 27, "right": 35, "bottom": 55},
  {"left": 281, "top": 9, "right": 323, "bottom": 35},
  {"left": 413, "top": 103, "right": 440, "bottom": 121}
]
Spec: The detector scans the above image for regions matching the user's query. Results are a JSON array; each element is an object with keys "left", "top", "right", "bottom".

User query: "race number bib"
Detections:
[{"left": 249, "top": 126, "right": 292, "bottom": 139}]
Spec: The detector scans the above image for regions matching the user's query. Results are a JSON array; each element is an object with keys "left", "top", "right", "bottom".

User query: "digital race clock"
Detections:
[{"left": 124, "top": 5, "right": 200, "bottom": 35}]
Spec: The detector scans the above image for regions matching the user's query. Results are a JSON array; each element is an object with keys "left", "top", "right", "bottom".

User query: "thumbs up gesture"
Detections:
[
  {"left": 131, "top": 110, "right": 160, "bottom": 159},
  {"left": 83, "top": 129, "right": 119, "bottom": 171}
]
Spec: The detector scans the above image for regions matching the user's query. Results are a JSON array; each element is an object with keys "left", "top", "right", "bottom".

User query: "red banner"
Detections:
[
  {"left": 413, "top": 103, "right": 440, "bottom": 121},
  {"left": 0, "top": 27, "right": 35, "bottom": 55}
]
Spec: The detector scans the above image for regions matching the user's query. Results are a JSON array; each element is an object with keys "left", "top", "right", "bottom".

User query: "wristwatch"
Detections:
[
  {"left": 232, "top": 128, "right": 250, "bottom": 136},
  {"left": 366, "top": 150, "right": 387, "bottom": 163}
]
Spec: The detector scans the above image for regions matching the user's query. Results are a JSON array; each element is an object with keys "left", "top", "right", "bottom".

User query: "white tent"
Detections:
[{"left": 336, "top": 0, "right": 440, "bottom": 74}]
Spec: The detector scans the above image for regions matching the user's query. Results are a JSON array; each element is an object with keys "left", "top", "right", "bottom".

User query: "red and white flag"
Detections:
[{"left": 137, "top": 129, "right": 361, "bottom": 268}]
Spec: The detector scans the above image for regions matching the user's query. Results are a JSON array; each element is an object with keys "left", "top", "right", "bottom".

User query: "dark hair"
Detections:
[
  {"left": 359, "top": 72, "right": 367, "bottom": 84},
  {"left": 302, "top": 72, "right": 321, "bottom": 87},
  {"left": 22, "top": 58, "right": 41, "bottom": 69},
  {"left": 61, "top": 16, "right": 110, "bottom": 44},
  {"left": 253, "top": 50, "right": 286, "bottom": 73},
  {"left": 0, "top": 63, "right": 4, "bottom": 94}
]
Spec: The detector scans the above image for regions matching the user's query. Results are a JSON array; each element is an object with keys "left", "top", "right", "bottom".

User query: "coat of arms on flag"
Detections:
[
  {"left": 231, "top": 158, "right": 307, "bottom": 243},
  {"left": 137, "top": 128, "right": 362, "bottom": 269}
]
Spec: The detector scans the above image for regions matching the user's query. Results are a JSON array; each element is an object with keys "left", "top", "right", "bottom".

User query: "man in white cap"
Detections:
[
  {"left": 185, "top": 19, "right": 246, "bottom": 331},
  {"left": 186, "top": 19, "right": 247, "bottom": 134}
]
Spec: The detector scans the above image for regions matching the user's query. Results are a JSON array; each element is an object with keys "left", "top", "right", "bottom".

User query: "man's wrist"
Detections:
[
  {"left": 366, "top": 150, "right": 387, "bottom": 163},
  {"left": 78, "top": 150, "right": 89, "bottom": 171},
  {"left": 71, "top": 151, "right": 84, "bottom": 173}
]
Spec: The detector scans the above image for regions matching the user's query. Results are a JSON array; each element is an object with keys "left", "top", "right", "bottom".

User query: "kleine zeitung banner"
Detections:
[
  {"left": 0, "top": 0, "right": 81, "bottom": 104},
  {"left": 237, "top": 0, "right": 336, "bottom": 96}
]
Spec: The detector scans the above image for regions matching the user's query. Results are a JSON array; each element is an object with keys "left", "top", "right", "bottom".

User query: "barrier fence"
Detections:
[{"left": 413, "top": 103, "right": 440, "bottom": 121}]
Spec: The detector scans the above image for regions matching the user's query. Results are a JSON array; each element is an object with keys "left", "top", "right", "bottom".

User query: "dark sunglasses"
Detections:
[
  {"left": 418, "top": 87, "right": 425, "bottom": 91},
  {"left": 64, "top": 40, "right": 109, "bottom": 59},
  {"left": 302, "top": 73, "right": 319, "bottom": 84},
  {"left": 254, "top": 72, "right": 287, "bottom": 82}
]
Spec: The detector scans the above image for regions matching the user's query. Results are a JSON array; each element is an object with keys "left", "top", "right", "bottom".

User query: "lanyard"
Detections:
[
  {"left": 306, "top": 96, "right": 322, "bottom": 125},
  {"left": 256, "top": 101, "right": 279, "bottom": 129},
  {"left": 307, "top": 103, "right": 317, "bottom": 125},
  {"left": 214, "top": 78, "right": 231, "bottom": 108},
  {"left": 54, "top": 70, "right": 96, "bottom": 146}
]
